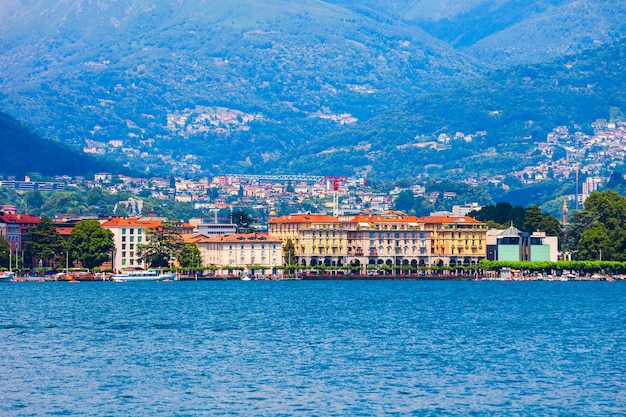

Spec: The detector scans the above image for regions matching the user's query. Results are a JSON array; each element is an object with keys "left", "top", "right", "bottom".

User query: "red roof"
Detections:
[{"left": 0, "top": 213, "right": 40, "bottom": 224}]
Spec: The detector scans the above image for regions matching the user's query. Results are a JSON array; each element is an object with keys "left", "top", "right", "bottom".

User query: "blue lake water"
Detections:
[{"left": 1, "top": 280, "right": 625, "bottom": 416}]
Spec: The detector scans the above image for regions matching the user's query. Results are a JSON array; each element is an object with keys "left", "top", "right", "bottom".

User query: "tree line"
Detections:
[
  {"left": 468, "top": 190, "right": 626, "bottom": 261},
  {"left": 0, "top": 219, "right": 202, "bottom": 274}
]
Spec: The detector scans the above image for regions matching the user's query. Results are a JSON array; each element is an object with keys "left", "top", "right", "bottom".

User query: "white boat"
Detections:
[
  {"left": 110, "top": 269, "right": 177, "bottom": 282},
  {"left": 0, "top": 271, "right": 15, "bottom": 282}
]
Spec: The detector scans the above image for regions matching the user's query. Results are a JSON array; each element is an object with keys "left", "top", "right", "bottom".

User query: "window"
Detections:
[
  {"left": 122, "top": 236, "right": 126, "bottom": 242},
  {"left": 138, "top": 229, "right": 142, "bottom": 235},
  {"left": 130, "top": 229, "right": 134, "bottom": 235},
  {"left": 122, "top": 244, "right": 126, "bottom": 250},
  {"left": 130, "top": 237, "right": 134, "bottom": 243},
  {"left": 122, "top": 229, "right": 126, "bottom": 235}
]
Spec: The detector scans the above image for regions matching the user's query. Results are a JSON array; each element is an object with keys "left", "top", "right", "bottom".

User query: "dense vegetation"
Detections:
[
  {"left": 470, "top": 190, "right": 626, "bottom": 262},
  {"left": 0, "top": 186, "right": 204, "bottom": 222}
]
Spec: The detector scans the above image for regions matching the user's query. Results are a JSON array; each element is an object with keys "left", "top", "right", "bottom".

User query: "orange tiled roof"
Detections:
[
  {"left": 56, "top": 227, "right": 73, "bottom": 236},
  {"left": 270, "top": 214, "right": 337, "bottom": 224},
  {"left": 101, "top": 217, "right": 162, "bottom": 228},
  {"left": 349, "top": 214, "right": 419, "bottom": 223},
  {"left": 417, "top": 215, "right": 482, "bottom": 224},
  {"left": 182, "top": 234, "right": 207, "bottom": 243}
]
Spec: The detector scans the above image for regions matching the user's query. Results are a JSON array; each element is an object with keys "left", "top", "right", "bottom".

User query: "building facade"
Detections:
[
  {"left": 418, "top": 215, "right": 487, "bottom": 266},
  {"left": 343, "top": 213, "right": 428, "bottom": 269},
  {"left": 101, "top": 218, "right": 161, "bottom": 272},
  {"left": 0, "top": 213, "right": 41, "bottom": 268},
  {"left": 486, "top": 226, "right": 559, "bottom": 262},
  {"left": 269, "top": 212, "right": 487, "bottom": 268},
  {"left": 195, "top": 232, "right": 283, "bottom": 276}
]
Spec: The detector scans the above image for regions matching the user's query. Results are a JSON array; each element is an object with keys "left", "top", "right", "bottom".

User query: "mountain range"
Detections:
[{"left": 1, "top": 0, "right": 626, "bottom": 184}]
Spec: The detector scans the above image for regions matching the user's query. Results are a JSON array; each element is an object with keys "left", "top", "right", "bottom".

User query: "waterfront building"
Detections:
[
  {"left": 268, "top": 213, "right": 343, "bottom": 267},
  {"left": 486, "top": 226, "right": 559, "bottom": 262},
  {"left": 101, "top": 217, "right": 161, "bottom": 272},
  {"left": 269, "top": 211, "right": 486, "bottom": 268},
  {"left": 0, "top": 213, "right": 40, "bottom": 256},
  {"left": 194, "top": 232, "right": 283, "bottom": 277},
  {"left": 343, "top": 212, "right": 427, "bottom": 270},
  {"left": 415, "top": 215, "right": 487, "bottom": 267}
]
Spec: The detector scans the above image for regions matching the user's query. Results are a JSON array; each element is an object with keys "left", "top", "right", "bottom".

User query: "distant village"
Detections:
[{"left": 77, "top": 108, "right": 626, "bottom": 208}]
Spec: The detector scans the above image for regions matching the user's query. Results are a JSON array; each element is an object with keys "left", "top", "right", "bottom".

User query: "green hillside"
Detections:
[
  {"left": 291, "top": 38, "right": 626, "bottom": 181},
  {"left": 0, "top": 112, "right": 121, "bottom": 178},
  {"left": 1, "top": 1, "right": 626, "bottom": 182}
]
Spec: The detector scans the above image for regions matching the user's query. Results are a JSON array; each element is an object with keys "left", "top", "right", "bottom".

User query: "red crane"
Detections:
[{"left": 322, "top": 176, "right": 348, "bottom": 216}]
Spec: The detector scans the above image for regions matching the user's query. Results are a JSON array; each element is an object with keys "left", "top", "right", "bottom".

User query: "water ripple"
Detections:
[{"left": 0, "top": 281, "right": 625, "bottom": 415}]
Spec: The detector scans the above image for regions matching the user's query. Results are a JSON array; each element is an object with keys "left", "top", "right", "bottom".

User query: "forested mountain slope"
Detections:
[
  {"left": 0, "top": 0, "right": 625, "bottom": 180},
  {"left": 0, "top": 112, "right": 120, "bottom": 178}
]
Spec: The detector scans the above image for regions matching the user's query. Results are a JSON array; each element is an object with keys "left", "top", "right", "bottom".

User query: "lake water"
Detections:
[{"left": 1, "top": 280, "right": 625, "bottom": 416}]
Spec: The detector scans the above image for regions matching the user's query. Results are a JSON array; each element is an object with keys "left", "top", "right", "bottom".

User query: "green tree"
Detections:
[
  {"left": 283, "top": 238, "right": 296, "bottom": 266},
  {"left": 25, "top": 190, "right": 44, "bottom": 213},
  {"left": 178, "top": 243, "right": 202, "bottom": 269},
  {"left": 86, "top": 187, "right": 107, "bottom": 206},
  {"left": 536, "top": 214, "right": 564, "bottom": 241},
  {"left": 564, "top": 210, "right": 598, "bottom": 251},
  {"left": 470, "top": 202, "right": 525, "bottom": 227},
  {"left": 231, "top": 210, "right": 255, "bottom": 233},
  {"left": 24, "top": 217, "right": 65, "bottom": 267},
  {"left": 138, "top": 221, "right": 184, "bottom": 268},
  {"left": 577, "top": 222, "right": 611, "bottom": 260},
  {"left": 66, "top": 219, "right": 114, "bottom": 270},
  {"left": 522, "top": 205, "right": 544, "bottom": 232},
  {"left": 583, "top": 190, "right": 626, "bottom": 231},
  {"left": 394, "top": 190, "right": 415, "bottom": 213},
  {"left": 0, "top": 238, "right": 10, "bottom": 269}
]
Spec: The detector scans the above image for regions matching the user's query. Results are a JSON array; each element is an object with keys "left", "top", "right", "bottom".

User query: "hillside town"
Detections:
[{"left": 76, "top": 118, "right": 626, "bottom": 202}]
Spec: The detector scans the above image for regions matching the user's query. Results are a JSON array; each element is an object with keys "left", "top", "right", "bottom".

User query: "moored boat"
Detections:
[
  {"left": 110, "top": 269, "right": 177, "bottom": 282},
  {"left": 0, "top": 271, "right": 15, "bottom": 282}
]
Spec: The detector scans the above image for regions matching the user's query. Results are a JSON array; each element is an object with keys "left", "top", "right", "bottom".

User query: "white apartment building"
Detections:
[{"left": 101, "top": 218, "right": 161, "bottom": 272}]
